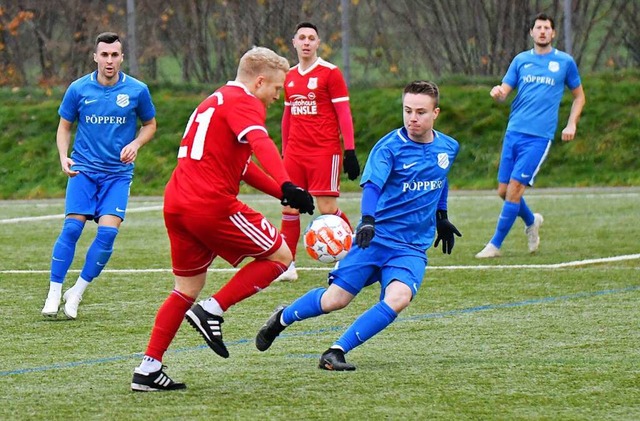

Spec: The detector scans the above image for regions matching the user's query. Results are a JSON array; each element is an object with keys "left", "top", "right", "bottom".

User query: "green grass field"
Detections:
[{"left": 1, "top": 189, "right": 639, "bottom": 420}]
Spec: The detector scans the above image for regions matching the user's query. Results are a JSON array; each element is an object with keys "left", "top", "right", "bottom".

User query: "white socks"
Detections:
[
  {"left": 138, "top": 356, "right": 162, "bottom": 373},
  {"left": 201, "top": 297, "right": 224, "bottom": 316},
  {"left": 47, "top": 281, "right": 63, "bottom": 298},
  {"left": 69, "top": 276, "right": 90, "bottom": 296}
]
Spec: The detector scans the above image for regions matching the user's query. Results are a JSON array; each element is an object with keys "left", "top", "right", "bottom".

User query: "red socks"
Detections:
[
  {"left": 334, "top": 208, "right": 352, "bottom": 230},
  {"left": 280, "top": 212, "right": 301, "bottom": 259},
  {"left": 213, "top": 260, "right": 288, "bottom": 311},
  {"left": 144, "top": 290, "right": 194, "bottom": 361}
]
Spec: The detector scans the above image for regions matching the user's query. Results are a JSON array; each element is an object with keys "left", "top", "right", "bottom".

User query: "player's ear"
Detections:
[{"left": 93, "top": 53, "right": 98, "bottom": 64}]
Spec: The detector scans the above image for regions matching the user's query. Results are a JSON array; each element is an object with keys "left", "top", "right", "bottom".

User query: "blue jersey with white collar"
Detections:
[
  {"left": 503, "top": 48, "right": 581, "bottom": 139},
  {"left": 58, "top": 71, "right": 155, "bottom": 175},
  {"left": 360, "top": 127, "right": 459, "bottom": 253}
]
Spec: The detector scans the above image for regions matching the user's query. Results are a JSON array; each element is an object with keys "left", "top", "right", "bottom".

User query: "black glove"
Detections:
[
  {"left": 280, "top": 182, "right": 315, "bottom": 215},
  {"left": 355, "top": 215, "right": 375, "bottom": 249},
  {"left": 434, "top": 210, "right": 462, "bottom": 254},
  {"left": 343, "top": 150, "right": 360, "bottom": 181}
]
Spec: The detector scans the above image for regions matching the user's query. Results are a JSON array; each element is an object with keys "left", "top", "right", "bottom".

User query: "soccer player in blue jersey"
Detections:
[
  {"left": 41, "top": 32, "right": 157, "bottom": 319},
  {"left": 476, "top": 13, "right": 586, "bottom": 258},
  {"left": 256, "top": 80, "right": 461, "bottom": 370}
]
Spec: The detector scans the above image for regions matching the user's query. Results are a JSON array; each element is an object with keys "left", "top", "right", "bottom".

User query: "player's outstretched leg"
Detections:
[
  {"left": 131, "top": 366, "right": 186, "bottom": 392},
  {"left": 318, "top": 348, "right": 356, "bottom": 371},
  {"left": 256, "top": 305, "right": 287, "bottom": 351},
  {"left": 185, "top": 303, "right": 229, "bottom": 358}
]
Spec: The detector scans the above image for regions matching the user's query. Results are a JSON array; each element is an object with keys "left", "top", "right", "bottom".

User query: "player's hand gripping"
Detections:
[
  {"left": 434, "top": 210, "right": 462, "bottom": 254},
  {"left": 343, "top": 150, "right": 360, "bottom": 181},
  {"left": 280, "top": 182, "right": 315, "bottom": 215},
  {"left": 355, "top": 215, "right": 375, "bottom": 249}
]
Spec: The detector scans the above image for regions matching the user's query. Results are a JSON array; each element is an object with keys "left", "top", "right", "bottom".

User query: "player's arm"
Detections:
[
  {"left": 248, "top": 132, "right": 314, "bottom": 214},
  {"left": 561, "top": 85, "right": 586, "bottom": 142},
  {"left": 241, "top": 160, "right": 282, "bottom": 199},
  {"left": 57, "top": 117, "right": 78, "bottom": 177},
  {"left": 489, "top": 83, "right": 513, "bottom": 102},
  {"left": 355, "top": 181, "right": 380, "bottom": 249},
  {"left": 121, "top": 117, "right": 157, "bottom": 164},
  {"left": 330, "top": 70, "right": 360, "bottom": 180},
  {"left": 434, "top": 178, "right": 462, "bottom": 254},
  {"left": 333, "top": 100, "right": 360, "bottom": 180},
  {"left": 281, "top": 103, "right": 291, "bottom": 156}
]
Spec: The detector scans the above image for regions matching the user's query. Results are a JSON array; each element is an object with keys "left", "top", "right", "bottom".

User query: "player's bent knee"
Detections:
[
  {"left": 321, "top": 286, "right": 353, "bottom": 312},
  {"left": 267, "top": 242, "right": 293, "bottom": 266},
  {"left": 384, "top": 282, "right": 413, "bottom": 312}
]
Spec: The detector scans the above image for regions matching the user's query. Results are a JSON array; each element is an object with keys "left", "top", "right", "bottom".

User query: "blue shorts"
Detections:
[
  {"left": 328, "top": 239, "right": 427, "bottom": 300},
  {"left": 65, "top": 171, "right": 132, "bottom": 221},
  {"left": 497, "top": 131, "right": 551, "bottom": 186}
]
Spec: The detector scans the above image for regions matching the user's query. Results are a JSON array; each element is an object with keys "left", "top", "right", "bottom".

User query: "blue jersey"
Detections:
[
  {"left": 503, "top": 48, "right": 581, "bottom": 139},
  {"left": 360, "top": 127, "right": 459, "bottom": 253},
  {"left": 58, "top": 71, "right": 156, "bottom": 175}
]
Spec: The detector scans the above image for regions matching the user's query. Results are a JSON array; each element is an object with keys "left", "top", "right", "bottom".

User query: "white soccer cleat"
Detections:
[
  {"left": 274, "top": 262, "right": 298, "bottom": 282},
  {"left": 41, "top": 293, "right": 61, "bottom": 318},
  {"left": 62, "top": 289, "right": 82, "bottom": 319},
  {"left": 525, "top": 213, "right": 544, "bottom": 253},
  {"left": 475, "top": 243, "right": 502, "bottom": 259}
]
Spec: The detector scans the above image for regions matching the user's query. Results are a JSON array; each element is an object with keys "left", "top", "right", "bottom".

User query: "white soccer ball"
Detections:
[{"left": 303, "top": 214, "right": 353, "bottom": 264}]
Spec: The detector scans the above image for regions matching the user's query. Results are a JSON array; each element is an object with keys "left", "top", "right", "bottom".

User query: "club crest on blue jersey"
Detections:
[
  {"left": 116, "top": 94, "right": 130, "bottom": 107},
  {"left": 548, "top": 61, "right": 560, "bottom": 72},
  {"left": 437, "top": 153, "right": 449, "bottom": 169}
]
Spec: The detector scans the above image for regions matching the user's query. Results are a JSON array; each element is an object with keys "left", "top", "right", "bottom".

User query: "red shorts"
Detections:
[
  {"left": 164, "top": 201, "right": 283, "bottom": 276},
  {"left": 284, "top": 153, "right": 341, "bottom": 197}
]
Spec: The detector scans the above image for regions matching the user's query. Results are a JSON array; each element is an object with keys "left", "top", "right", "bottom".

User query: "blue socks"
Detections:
[
  {"left": 281, "top": 288, "right": 399, "bottom": 353},
  {"left": 282, "top": 287, "right": 326, "bottom": 325},
  {"left": 490, "top": 200, "right": 520, "bottom": 248},
  {"left": 518, "top": 197, "right": 535, "bottom": 226},
  {"left": 80, "top": 226, "right": 119, "bottom": 282},
  {"left": 334, "top": 301, "right": 397, "bottom": 353},
  {"left": 50, "top": 218, "right": 85, "bottom": 283}
]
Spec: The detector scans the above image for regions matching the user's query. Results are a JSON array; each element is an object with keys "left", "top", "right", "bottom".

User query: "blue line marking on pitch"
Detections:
[{"left": 1, "top": 285, "right": 638, "bottom": 377}]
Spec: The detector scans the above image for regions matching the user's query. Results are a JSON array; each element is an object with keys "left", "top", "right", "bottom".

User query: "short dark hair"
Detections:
[
  {"left": 294, "top": 22, "right": 318, "bottom": 36},
  {"left": 403, "top": 80, "right": 439, "bottom": 107},
  {"left": 531, "top": 13, "right": 555, "bottom": 30},
  {"left": 95, "top": 32, "right": 121, "bottom": 50}
]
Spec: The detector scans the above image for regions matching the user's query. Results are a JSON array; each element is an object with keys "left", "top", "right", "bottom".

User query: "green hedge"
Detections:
[{"left": 1, "top": 70, "right": 638, "bottom": 199}]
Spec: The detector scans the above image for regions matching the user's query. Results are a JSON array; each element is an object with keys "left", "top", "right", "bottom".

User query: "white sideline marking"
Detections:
[
  {"left": 0, "top": 205, "right": 163, "bottom": 224},
  {"left": 1, "top": 254, "right": 638, "bottom": 274}
]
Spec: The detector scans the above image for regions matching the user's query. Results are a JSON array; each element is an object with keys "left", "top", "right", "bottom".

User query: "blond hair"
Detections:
[{"left": 236, "top": 47, "right": 290, "bottom": 80}]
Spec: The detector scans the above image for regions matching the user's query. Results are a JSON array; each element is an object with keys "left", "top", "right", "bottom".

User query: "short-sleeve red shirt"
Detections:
[
  {"left": 283, "top": 58, "right": 349, "bottom": 156},
  {"left": 164, "top": 81, "right": 268, "bottom": 215}
]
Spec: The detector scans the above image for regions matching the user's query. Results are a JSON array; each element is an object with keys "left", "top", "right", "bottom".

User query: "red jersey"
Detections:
[
  {"left": 164, "top": 81, "right": 287, "bottom": 215},
  {"left": 283, "top": 58, "right": 350, "bottom": 156}
]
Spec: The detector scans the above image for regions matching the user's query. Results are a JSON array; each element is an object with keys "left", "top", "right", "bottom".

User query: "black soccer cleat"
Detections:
[
  {"left": 131, "top": 366, "right": 186, "bottom": 392},
  {"left": 318, "top": 348, "right": 356, "bottom": 371},
  {"left": 185, "top": 304, "right": 229, "bottom": 358},
  {"left": 255, "top": 305, "right": 287, "bottom": 351}
]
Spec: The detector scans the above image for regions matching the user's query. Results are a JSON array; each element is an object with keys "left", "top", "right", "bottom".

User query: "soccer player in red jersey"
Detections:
[
  {"left": 131, "top": 47, "right": 314, "bottom": 392},
  {"left": 276, "top": 22, "right": 361, "bottom": 282}
]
